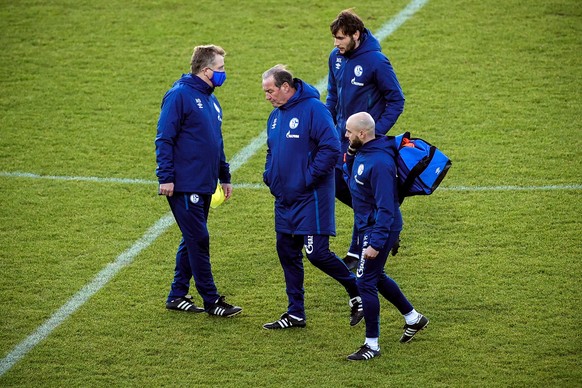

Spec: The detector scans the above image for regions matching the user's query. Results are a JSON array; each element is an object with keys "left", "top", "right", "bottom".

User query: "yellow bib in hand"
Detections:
[{"left": 211, "top": 183, "right": 225, "bottom": 208}]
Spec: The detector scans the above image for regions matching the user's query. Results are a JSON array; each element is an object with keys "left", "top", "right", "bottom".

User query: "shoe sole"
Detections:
[
  {"left": 166, "top": 306, "right": 205, "bottom": 313},
  {"left": 400, "top": 320, "right": 429, "bottom": 343},
  {"left": 208, "top": 309, "right": 243, "bottom": 318},
  {"left": 347, "top": 352, "right": 381, "bottom": 361},
  {"left": 350, "top": 317, "right": 364, "bottom": 327},
  {"left": 347, "top": 355, "right": 380, "bottom": 361},
  {"left": 262, "top": 325, "right": 306, "bottom": 330}
]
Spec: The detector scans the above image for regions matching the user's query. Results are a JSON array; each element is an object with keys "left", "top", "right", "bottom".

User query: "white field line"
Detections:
[
  {"left": 1, "top": 171, "right": 580, "bottom": 192},
  {"left": 0, "top": 0, "right": 429, "bottom": 376}
]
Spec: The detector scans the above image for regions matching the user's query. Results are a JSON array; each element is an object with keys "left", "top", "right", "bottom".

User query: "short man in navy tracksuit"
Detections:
[
  {"left": 155, "top": 44, "right": 242, "bottom": 318},
  {"left": 343, "top": 112, "right": 428, "bottom": 361},
  {"left": 326, "top": 9, "right": 405, "bottom": 269},
  {"left": 261, "top": 65, "right": 364, "bottom": 330}
]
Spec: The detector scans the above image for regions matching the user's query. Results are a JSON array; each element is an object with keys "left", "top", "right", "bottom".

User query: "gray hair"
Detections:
[{"left": 262, "top": 64, "right": 294, "bottom": 87}]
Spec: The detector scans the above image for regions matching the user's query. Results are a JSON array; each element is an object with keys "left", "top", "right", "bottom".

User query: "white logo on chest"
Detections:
[
  {"left": 289, "top": 117, "right": 299, "bottom": 129},
  {"left": 354, "top": 163, "right": 365, "bottom": 185}
]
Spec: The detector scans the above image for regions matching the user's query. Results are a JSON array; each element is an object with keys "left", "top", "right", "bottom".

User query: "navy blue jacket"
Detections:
[
  {"left": 344, "top": 136, "right": 403, "bottom": 250},
  {"left": 155, "top": 74, "right": 230, "bottom": 194},
  {"left": 263, "top": 79, "right": 340, "bottom": 235},
  {"left": 326, "top": 29, "right": 405, "bottom": 166}
]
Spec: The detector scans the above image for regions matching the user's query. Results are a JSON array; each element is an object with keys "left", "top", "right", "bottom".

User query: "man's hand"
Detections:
[
  {"left": 363, "top": 246, "right": 379, "bottom": 260},
  {"left": 159, "top": 182, "right": 174, "bottom": 197},
  {"left": 391, "top": 238, "right": 401, "bottom": 256},
  {"left": 221, "top": 183, "right": 233, "bottom": 201}
]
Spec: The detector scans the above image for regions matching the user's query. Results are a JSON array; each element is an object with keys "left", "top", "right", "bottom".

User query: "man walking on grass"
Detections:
[
  {"left": 261, "top": 64, "right": 364, "bottom": 330},
  {"left": 343, "top": 112, "right": 428, "bottom": 361}
]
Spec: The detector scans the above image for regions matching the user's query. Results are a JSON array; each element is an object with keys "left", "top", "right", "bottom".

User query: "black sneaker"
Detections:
[
  {"left": 166, "top": 296, "right": 204, "bottom": 313},
  {"left": 347, "top": 344, "right": 380, "bottom": 361},
  {"left": 349, "top": 296, "right": 364, "bottom": 326},
  {"left": 206, "top": 296, "right": 242, "bottom": 317},
  {"left": 342, "top": 254, "right": 359, "bottom": 271},
  {"left": 400, "top": 314, "right": 429, "bottom": 343},
  {"left": 263, "top": 313, "right": 306, "bottom": 330}
]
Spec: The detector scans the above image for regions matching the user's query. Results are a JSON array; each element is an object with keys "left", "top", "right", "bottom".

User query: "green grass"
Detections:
[{"left": 1, "top": 0, "right": 581, "bottom": 386}]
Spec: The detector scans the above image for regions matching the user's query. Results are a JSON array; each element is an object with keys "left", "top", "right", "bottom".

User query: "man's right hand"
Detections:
[{"left": 159, "top": 182, "right": 174, "bottom": 197}]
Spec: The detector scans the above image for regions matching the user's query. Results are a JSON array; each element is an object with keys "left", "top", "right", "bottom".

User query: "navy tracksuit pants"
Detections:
[
  {"left": 356, "top": 230, "right": 413, "bottom": 338},
  {"left": 166, "top": 192, "right": 220, "bottom": 308},
  {"left": 276, "top": 233, "right": 360, "bottom": 320}
]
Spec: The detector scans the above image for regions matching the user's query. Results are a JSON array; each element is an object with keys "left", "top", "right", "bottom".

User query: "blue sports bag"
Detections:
[{"left": 394, "top": 132, "right": 452, "bottom": 203}]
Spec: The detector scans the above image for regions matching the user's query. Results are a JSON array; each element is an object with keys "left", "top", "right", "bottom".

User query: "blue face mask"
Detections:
[{"left": 210, "top": 70, "right": 226, "bottom": 87}]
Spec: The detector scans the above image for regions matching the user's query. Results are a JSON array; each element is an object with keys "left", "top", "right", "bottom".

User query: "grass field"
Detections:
[{"left": 1, "top": 0, "right": 581, "bottom": 386}]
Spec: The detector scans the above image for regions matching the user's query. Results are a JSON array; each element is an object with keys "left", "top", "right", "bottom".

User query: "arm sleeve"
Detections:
[
  {"left": 325, "top": 56, "right": 338, "bottom": 124},
  {"left": 343, "top": 151, "right": 355, "bottom": 186},
  {"left": 263, "top": 120, "right": 273, "bottom": 187},
  {"left": 368, "top": 159, "right": 398, "bottom": 250},
  {"left": 305, "top": 104, "right": 340, "bottom": 187},
  {"left": 154, "top": 89, "right": 183, "bottom": 184},
  {"left": 374, "top": 56, "right": 405, "bottom": 135},
  {"left": 219, "top": 144, "right": 231, "bottom": 184}
]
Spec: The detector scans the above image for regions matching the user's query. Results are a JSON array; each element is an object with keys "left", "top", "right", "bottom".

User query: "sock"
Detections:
[
  {"left": 365, "top": 337, "right": 379, "bottom": 351},
  {"left": 404, "top": 309, "right": 420, "bottom": 325}
]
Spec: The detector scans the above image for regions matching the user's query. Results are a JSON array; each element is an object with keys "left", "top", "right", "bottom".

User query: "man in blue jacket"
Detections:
[
  {"left": 327, "top": 9, "right": 405, "bottom": 270},
  {"left": 343, "top": 112, "right": 428, "bottom": 361},
  {"left": 155, "top": 44, "right": 242, "bottom": 318},
  {"left": 261, "top": 64, "right": 363, "bottom": 330}
]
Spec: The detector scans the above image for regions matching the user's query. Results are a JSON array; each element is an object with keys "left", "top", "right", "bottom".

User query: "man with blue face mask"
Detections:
[{"left": 155, "top": 44, "right": 242, "bottom": 318}]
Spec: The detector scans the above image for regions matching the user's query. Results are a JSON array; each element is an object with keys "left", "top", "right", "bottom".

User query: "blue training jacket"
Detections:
[
  {"left": 155, "top": 73, "right": 230, "bottom": 194},
  {"left": 326, "top": 29, "right": 405, "bottom": 166},
  {"left": 344, "top": 136, "right": 403, "bottom": 251},
  {"left": 263, "top": 79, "right": 340, "bottom": 236}
]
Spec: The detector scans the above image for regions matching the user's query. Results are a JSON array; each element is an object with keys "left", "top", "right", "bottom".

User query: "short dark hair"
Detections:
[
  {"left": 262, "top": 64, "right": 294, "bottom": 88},
  {"left": 190, "top": 45, "right": 226, "bottom": 74},
  {"left": 330, "top": 9, "right": 365, "bottom": 37}
]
